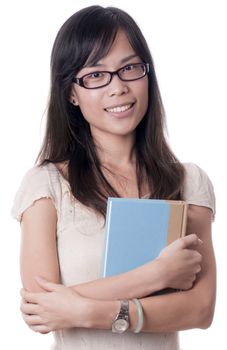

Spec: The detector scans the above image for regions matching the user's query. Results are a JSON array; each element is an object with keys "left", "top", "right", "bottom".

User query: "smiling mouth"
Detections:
[{"left": 105, "top": 103, "right": 134, "bottom": 113}]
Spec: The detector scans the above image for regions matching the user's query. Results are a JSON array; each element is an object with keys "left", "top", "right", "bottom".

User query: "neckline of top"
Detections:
[{"left": 46, "top": 162, "right": 150, "bottom": 199}]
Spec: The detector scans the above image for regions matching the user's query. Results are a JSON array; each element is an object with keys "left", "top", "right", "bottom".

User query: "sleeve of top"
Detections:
[
  {"left": 11, "top": 166, "right": 56, "bottom": 222},
  {"left": 183, "top": 163, "right": 216, "bottom": 220}
]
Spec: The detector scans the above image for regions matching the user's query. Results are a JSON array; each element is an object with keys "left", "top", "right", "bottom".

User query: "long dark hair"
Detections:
[{"left": 37, "top": 5, "right": 185, "bottom": 218}]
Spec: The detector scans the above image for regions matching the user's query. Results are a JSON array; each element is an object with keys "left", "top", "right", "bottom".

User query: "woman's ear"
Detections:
[
  {"left": 70, "top": 96, "right": 79, "bottom": 106},
  {"left": 69, "top": 91, "right": 79, "bottom": 106}
]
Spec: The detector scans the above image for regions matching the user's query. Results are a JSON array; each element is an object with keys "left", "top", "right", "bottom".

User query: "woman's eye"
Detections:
[
  {"left": 88, "top": 72, "right": 104, "bottom": 79},
  {"left": 124, "top": 65, "right": 135, "bottom": 71}
]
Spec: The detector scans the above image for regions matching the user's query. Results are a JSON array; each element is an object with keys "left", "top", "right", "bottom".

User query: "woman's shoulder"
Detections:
[
  {"left": 20, "top": 161, "right": 68, "bottom": 183},
  {"left": 11, "top": 162, "right": 64, "bottom": 222},
  {"left": 182, "top": 162, "right": 216, "bottom": 217},
  {"left": 53, "top": 161, "right": 69, "bottom": 179},
  {"left": 183, "top": 162, "right": 206, "bottom": 176},
  {"left": 182, "top": 162, "right": 213, "bottom": 189}
]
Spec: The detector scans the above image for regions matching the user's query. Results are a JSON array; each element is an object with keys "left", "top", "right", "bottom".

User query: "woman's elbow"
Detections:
[{"left": 198, "top": 296, "right": 216, "bottom": 329}]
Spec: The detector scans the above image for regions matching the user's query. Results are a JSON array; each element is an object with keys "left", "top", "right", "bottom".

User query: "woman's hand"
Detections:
[
  {"left": 20, "top": 276, "right": 91, "bottom": 334},
  {"left": 157, "top": 233, "right": 203, "bottom": 291}
]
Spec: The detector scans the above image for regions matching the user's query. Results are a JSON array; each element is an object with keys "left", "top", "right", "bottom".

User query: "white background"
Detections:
[{"left": 0, "top": 0, "right": 226, "bottom": 349}]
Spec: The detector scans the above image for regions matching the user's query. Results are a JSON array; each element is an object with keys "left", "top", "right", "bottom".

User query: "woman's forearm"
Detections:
[
  {"left": 71, "top": 233, "right": 206, "bottom": 301},
  {"left": 85, "top": 213, "right": 216, "bottom": 333},
  {"left": 71, "top": 258, "right": 166, "bottom": 300},
  {"left": 138, "top": 288, "right": 213, "bottom": 332},
  {"left": 85, "top": 286, "right": 213, "bottom": 333}
]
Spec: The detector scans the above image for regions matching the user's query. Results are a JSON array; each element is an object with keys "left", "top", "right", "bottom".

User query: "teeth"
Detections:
[{"left": 106, "top": 104, "right": 132, "bottom": 113}]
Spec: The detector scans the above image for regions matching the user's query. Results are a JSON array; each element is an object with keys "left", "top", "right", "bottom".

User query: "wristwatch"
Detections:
[{"left": 112, "top": 299, "right": 129, "bottom": 333}]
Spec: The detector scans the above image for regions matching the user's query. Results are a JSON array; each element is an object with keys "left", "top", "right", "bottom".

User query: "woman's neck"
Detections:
[{"left": 93, "top": 131, "right": 136, "bottom": 170}]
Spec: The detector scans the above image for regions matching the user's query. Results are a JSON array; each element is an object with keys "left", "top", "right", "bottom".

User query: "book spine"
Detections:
[
  {"left": 181, "top": 203, "right": 188, "bottom": 237},
  {"left": 166, "top": 201, "right": 188, "bottom": 244},
  {"left": 101, "top": 199, "right": 113, "bottom": 277}
]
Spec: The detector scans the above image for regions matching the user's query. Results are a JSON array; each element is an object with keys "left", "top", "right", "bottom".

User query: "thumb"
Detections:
[
  {"left": 35, "top": 276, "right": 61, "bottom": 292},
  {"left": 180, "top": 233, "right": 203, "bottom": 249}
]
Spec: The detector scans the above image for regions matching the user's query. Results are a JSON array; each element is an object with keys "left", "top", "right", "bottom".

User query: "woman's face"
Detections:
[{"left": 70, "top": 31, "right": 149, "bottom": 140}]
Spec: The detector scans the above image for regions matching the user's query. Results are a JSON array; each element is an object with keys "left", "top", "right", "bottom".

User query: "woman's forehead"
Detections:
[{"left": 84, "top": 30, "right": 137, "bottom": 68}]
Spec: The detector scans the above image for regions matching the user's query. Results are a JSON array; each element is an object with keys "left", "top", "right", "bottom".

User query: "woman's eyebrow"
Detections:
[
  {"left": 120, "top": 54, "right": 139, "bottom": 64},
  {"left": 87, "top": 54, "right": 139, "bottom": 68}
]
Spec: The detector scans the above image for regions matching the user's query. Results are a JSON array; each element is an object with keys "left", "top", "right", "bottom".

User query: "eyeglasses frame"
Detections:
[{"left": 72, "top": 62, "right": 150, "bottom": 89}]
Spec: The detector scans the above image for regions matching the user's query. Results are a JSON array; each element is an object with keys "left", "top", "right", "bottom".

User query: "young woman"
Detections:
[{"left": 12, "top": 5, "right": 216, "bottom": 350}]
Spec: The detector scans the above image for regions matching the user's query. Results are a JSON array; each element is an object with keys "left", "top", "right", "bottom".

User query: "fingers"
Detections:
[
  {"left": 29, "top": 325, "right": 50, "bottom": 334},
  {"left": 195, "top": 264, "right": 202, "bottom": 274},
  {"left": 184, "top": 248, "right": 203, "bottom": 266},
  {"left": 178, "top": 233, "right": 203, "bottom": 249},
  {"left": 20, "top": 289, "right": 40, "bottom": 304},
  {"left": 23, "top": 315, "right": 51, "bottom": 334},
  {"left": 21, "top": 299, "right": 51, "bottom": 334},
  {"left": 181, "top": 278, "right": 196, "bottom": 291},
  {"left": 20, "top": 299, "right": 40, "bottom": 314},
  {"left": 22, "top": 313, "right": 43, "bottom": 326},
  {"left": 35, "top": 276, "right": 61, "bottom": 292},
  {"left": 20, "top": 277, "right": 61, "bottom": 303}
]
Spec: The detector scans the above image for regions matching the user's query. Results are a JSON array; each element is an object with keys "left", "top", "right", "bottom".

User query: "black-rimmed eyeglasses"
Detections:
[{"left": 72, "top": 62, "right": 149, "bottom": 89}]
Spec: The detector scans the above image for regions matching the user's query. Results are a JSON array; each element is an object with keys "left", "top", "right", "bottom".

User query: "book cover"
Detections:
[{"left": 101, "top": 198, "right": 188, "bottom": 278}]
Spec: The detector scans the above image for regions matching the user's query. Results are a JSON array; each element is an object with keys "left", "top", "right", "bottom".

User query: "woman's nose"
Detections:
[{"left": 107, "top": 75, "right": 129, "bottom": 97}]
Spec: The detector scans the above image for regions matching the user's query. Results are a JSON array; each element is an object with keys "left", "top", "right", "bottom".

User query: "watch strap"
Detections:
[
  {"left": 118, "top": 299, "right": 129, "bottom": 319},
  {"left": 112, "top": 299, "right": 129, "bottom": 333}
]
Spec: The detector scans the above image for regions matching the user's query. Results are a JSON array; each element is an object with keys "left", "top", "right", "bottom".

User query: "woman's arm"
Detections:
[
  {"left": 20, "top": 198, "right": 201, "bottom": 299},
  {"left": 21, "top": 198, "right": 158, "bottom": 296},
  {"left": 71, "top": 233, "right": 202, "bottom": 299},
  {"left": 72, "top": 259, "right": 165, "bottom": 299},
  {"left": 20, "top": 198, "right": 164, "bottom": 296},
  {"left": 20, "top": 198, "right": 60, "bottom": 292},
  {"left": 20, "top": 204, "right": 214, "bottom": 334},
  {"left": 63, "top": 205, "right": 216, "bottom": 332},
  {"left": 86, "top": 205, "right": 216, "bottom": 332}
]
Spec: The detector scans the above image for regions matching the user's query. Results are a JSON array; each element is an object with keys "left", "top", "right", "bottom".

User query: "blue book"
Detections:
[{"left": 101, "top": 198, "right": 188, "bottom": 278}]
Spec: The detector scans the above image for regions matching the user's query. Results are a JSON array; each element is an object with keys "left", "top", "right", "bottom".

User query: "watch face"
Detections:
[{"left": 113, "top": 319, "right": 129, "bottom": 333}]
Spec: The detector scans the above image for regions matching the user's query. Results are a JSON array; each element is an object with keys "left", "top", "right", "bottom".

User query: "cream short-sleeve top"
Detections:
[{"left": 11, "top": 162, "right": 215, "bottom": 350}]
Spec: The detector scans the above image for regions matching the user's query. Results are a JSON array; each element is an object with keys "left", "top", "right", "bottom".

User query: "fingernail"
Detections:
[{"left": 198, "top": 238, "right": 203, "bottom": 244}]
